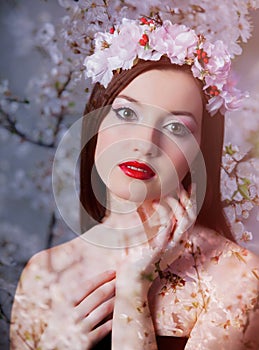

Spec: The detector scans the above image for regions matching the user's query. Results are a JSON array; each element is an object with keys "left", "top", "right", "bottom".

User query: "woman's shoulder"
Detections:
[
  {"left": 25, "top": 236, "right": 82, "bottom": 270},
  {"left": 189, "top": 224, "right": 259, "bottom": 296},
  {"left": 18, "top": 234, "right": 94, "bottom": 292},
  {"left": 191, "top": 224, "right": 259, "bottom": 268},
  {"left": 18, "top": 224, "right": 117, "bottom": 291},
  {"left": 27, "top": 224, "right": 108, "bottom": 268},
  {"left": 12, "top": 224, "right": 111, "bottom": 291}
]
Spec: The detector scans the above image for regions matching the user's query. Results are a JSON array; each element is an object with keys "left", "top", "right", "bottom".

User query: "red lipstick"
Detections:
[{"left": 119, "top": 161, "right": 156, "bottom": 180}]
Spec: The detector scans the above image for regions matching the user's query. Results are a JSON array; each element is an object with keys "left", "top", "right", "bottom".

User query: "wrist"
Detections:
[{"left": 116, "top": 264, "right": 153, "bottom": 293}]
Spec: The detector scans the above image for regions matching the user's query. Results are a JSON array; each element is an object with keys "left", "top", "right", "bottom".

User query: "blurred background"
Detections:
[{"left": 0, "top": 1, "right": 259, "bottom": 348}]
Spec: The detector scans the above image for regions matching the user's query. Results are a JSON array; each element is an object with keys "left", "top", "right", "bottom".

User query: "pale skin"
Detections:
[{"left": 10, "top": 70, "right": 259, "bottom": 350}]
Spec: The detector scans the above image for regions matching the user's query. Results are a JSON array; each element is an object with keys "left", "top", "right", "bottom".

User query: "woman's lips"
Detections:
[{"left": 119, "top": 161, "right": 156, "bottom": 180}]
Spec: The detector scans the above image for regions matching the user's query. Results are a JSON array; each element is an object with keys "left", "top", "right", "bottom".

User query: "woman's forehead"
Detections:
[{"left": 115, "top": 69, "right": 203, "bottom": 123}]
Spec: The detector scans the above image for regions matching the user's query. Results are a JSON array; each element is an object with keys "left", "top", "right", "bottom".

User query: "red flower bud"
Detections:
[
  {"left": 196, "top": 48, "right": 209, "bottom": 64},
  {"left": 196, "top": 49, "right": 202, "bottom": 57},
  {"left": 140, "top": 17, "right": 149, "bottom": 25},
  {"left": 139, "top": 34, "right": 149, "bottom": 46},
  {"left": 109, "top": 26, "right": 115, "bottom": 34},
  {"left": 208, "top": 85, "right": 220, "bottom": 96}
]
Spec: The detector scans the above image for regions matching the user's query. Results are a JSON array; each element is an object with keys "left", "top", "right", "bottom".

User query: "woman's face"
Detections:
[{"left": 94, "top": 69, "right": 203, "bottom": 203}]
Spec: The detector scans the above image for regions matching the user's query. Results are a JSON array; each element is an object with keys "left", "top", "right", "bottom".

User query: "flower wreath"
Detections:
[{"left": 84, "top": 17, "right": 246, "bottom": 116}]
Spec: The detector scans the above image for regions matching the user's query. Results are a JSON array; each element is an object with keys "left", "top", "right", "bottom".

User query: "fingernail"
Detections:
[
  {"left": 107, "top": 270, "right": 116, "bottom": 276},
  {"left": 152, "top": 201, "right": 159, "bottom": 208}
]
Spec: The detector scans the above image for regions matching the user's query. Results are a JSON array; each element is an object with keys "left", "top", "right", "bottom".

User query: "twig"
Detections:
[
  {"left": 221, "top": 150, "right": 254, "bottom": 178},
  {"left": 0, "top": 71, "right": 73, "bottom": 149},
  {"left": 0, "top": 108, "right": 55, "bottom": 148},
  {"left": 45, "top": 211, "right": 57, "bottom": 249},
  {"left": 190, "top": 243, "right": 209, "bottom": 311},
  {"left": 0, "top": 302, "right": 10, "bottom": 324}
]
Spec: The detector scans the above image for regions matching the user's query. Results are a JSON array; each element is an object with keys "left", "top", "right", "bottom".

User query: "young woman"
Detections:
[{"left": 10, "top": 18, "right": 259, "bottom": 350}]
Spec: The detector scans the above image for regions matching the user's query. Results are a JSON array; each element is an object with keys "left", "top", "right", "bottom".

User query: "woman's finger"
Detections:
[
  {"left": 186, "top": 183, "right": 197, "bottom": 221},
  {"left": 175, "top": 183, "right": 197, "bottom": 223},
  {"left": 166, "top": 196, "right": 185, "bottom": 219},
  {"left": 82, "top": 296, "right": 114, "bottom": 332},
  {"left": 177, "top": 184, "right": 190, "bottom": 208},
  {"left": 87, "top": 319, "right": 113, "bottom": 348},
  {"left": 152, "top": 200, "right": 171, "bottom": 227},
  {"left": 150, "top": 201, "right": 174, "bottom": 250},
  {"left": 151, "top": 217, "right": 174, "bottom": 251},
  {"left": 75, "top": 278, "right": 115, "bottom": 321},
  {"left": 73, "top": 270, "right": 116, "bottom": 305},
  {"left": 163, "top": 186, "right": 195, "bottom": 244}
]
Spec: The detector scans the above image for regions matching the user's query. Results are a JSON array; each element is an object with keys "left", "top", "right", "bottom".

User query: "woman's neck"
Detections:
[
  {"left": 103, "top": 192, "right": 155, "bottom": 228},
  {"left": 95, "top": 192, "right": 159, "bottom": 247}
]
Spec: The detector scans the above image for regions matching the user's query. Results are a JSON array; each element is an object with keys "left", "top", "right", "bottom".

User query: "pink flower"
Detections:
[
  {"left": 206, "top": 95, "right": 224, "bottom": 116},
  {"left": 84, "top": 50, "right": 112, "bottom": 88},
  {"left": 84, "top": 18, "right": 244, "bottom": 116},
  {"left": 150, "top": 21, "right": 197, "bottom": 64},
  {"left": 206, "top": 82, "right": 247, "bottom": 116},
  {"left": 220, "top": 83, "right": 248, "bottom": 112},
  {"left": 203, "top": 41, "right": 231, "bottom": 88},
  {"left": 107, "top": 19, "right": 144, "bottom": 71}
]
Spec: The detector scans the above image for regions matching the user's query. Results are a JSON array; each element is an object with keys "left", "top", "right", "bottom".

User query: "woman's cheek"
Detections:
[
  {"left": 160, "top": 139, "right": 196, "bottom": 183},
  {"left": 95, "top": 128, "right": 133, "bottom": 185}
]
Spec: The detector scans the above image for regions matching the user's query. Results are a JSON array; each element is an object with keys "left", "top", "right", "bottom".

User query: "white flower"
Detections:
[
  {"left": 84, "top": 50, "right": 112, "bottom": 87},
  {"left": 36, "top": 23, "right": 55, "bottom": 46},
  {"left": 240, "top": 231, "right": 253, "bottom": 242},
  {"left": 0, "top": 80, "right": 9, "bottom": 94},
  {"left": 232, "top": 220, "right": 244, "bottom": 237},
  {"left": 94, "top": 32, "right": 114, "bottom": 51},
  {"left": 224, "top": 206, "right": 236, "bottom": 223}
]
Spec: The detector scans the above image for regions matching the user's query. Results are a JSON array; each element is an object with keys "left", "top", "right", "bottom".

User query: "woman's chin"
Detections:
[{"left": 107, "top": 187, "right": 160, "bottom": 205}]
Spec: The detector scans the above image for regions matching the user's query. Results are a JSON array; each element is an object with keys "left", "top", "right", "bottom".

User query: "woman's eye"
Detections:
[
  {"left": 112, "top": 107, "right": 137, "bottom": 121},
  {"left": 164, "top": 122, "right": 190, "bottom": 137}
]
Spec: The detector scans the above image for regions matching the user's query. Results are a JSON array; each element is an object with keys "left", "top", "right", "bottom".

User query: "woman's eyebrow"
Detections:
[
  {"left": 170, "top": 111, "right": 200, "bottom": 125},
  {"left": 169, "top": 110, "right": 197, "bottom": 122},
  {"left": 115, "top": 94, "right": 141, "bottom": 104}
]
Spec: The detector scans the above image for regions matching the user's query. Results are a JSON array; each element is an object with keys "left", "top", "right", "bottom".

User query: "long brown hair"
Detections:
[{"left": 80, "top": 57, "right": 234, "bottom": 241}]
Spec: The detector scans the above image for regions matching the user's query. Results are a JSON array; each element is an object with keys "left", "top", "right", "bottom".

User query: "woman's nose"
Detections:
[{"left": 132, "top": 125, "right": 160, "bottom": 157}]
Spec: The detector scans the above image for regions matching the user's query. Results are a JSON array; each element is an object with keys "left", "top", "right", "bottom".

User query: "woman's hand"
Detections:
[
  {"left": 159, "top": 183, "right": 197, "bottom": 267},
  {"left": 73, "top": 270, "right": 116, "bottom": 348},
  {"left": 118, "top": 183, "right": 197, "bottom": 277}
]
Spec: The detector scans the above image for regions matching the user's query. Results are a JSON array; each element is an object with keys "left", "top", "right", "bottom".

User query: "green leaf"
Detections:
[
  {"left": 55, "top": 81, "right": 61, "bottom": 90},
  {"left": 242, "top": 177, "right": 251, "bottom": 185},
  {"left": 225, "top": 144, "right": 236, "bottom": 156},
  {"left": 141, "top": 272, "right": 154, "bottom": 282},
  {"left": 68, "top": 101, "right": 75, "bottom": 108},
  {"left": 238, "top": 183, "right": 250, "bottom": 200}
]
